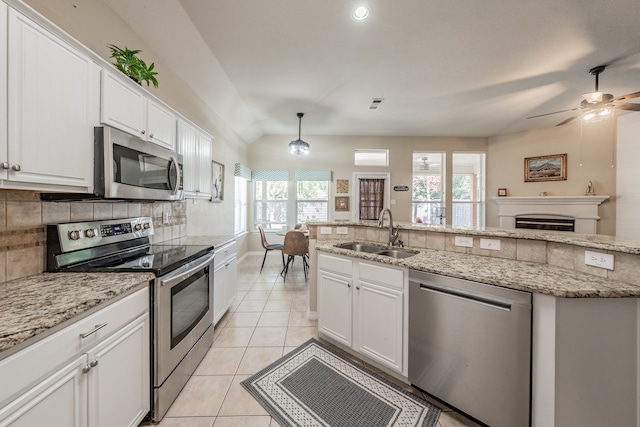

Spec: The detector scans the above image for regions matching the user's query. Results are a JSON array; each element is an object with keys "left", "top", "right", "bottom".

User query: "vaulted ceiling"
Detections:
[{"left": 102, "top": 0, "right": 640, "bottom": 142}]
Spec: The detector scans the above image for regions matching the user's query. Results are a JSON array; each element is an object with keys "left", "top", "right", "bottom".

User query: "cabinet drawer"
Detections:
[
  {"left": 214, "top": 241, "right": 237, "bottom": 268},
  {"left": 0, "top": 286, "right": 149, "bottom": 405},
  {"left": 318, "top": 253, "right": 352, "bottom": 276},
  {"left": 359, "top": 262, "right": 404, "bottom": 290}
]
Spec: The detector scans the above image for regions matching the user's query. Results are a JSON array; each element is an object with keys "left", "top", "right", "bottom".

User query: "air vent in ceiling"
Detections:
[{"left": 369, "top": 98, "right": 384, "bottom": 110}]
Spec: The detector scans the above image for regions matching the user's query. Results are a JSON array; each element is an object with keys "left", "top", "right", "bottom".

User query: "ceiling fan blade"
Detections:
[
  {"left": 614, "top": 102, "right": 640, "bottom": 111},
  {"left": 613, "top": 91, "right": 640, "bottom": 102},
  {"left": 556, "top": 111, "right": 583, "bottom": 126},
  {"left": 527, "top": 107, "right": 580, "bottom": 119}
]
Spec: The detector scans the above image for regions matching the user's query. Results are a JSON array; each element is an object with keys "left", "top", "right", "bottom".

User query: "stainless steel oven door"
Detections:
[{"left": 155, "top": 251, "right": 214, "bottom": 386}]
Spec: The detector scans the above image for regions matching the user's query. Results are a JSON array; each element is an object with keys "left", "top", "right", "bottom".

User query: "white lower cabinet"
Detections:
[
  {"left": 318, "top": 252, "right": 407, "bottom": 376},
  {"left": 213, "top": 240, "right": 237, "bottom": 325},
  {"left": 0, "top": 287, "right": 150, "bottom": 427}
]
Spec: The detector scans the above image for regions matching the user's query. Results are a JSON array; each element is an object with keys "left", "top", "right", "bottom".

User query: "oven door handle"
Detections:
[{"left": 160, "top": 251, "right": 215, "bottom": 287}]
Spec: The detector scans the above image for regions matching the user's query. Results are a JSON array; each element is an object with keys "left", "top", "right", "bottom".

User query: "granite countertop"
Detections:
[
  {"left": 0, "top": 272, "right": 155, "bottom": 356},
  {"left": 316, "top": 240, "right": 640, "bottom": 298},
  {"left": 309, "top": 221, "right": 640, "bottom": 254}
]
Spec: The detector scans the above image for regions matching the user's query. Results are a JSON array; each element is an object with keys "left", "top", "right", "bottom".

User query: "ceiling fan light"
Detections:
[
  {"left": 582, "top": 91, "right": 603, "bottom": 103},
  {"left": 582, "top": 111, "right": 597, "bottom": 121},
  {"left": 353, "top": 5, "right": 370, "bottom": 21},
  {"left": 598, "top": 107, "right": 612, "bottom": 117}
]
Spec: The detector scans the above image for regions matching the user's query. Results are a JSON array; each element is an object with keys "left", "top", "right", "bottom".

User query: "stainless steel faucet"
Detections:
[{"left": 378, "top": 208, "right": 400, "bottom": 246}]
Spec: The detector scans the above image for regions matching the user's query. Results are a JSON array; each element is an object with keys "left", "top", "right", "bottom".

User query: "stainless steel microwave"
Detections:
[
  {"left": 94, "top": 126, "right": 183, "bottom": 201},
  {"left": 40, "top": 126, "right": 183, "bottom": 202}
]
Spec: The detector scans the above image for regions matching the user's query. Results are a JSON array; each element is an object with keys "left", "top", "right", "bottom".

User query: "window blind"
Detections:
[
  {"left": 234, "top": 163, "right": 252, "bottom": 180},
  {"left": 294, "top": 170, "right": 332, "bottom": 181},
  {"left": 251, "top": 170, "right": 289, "bottom": 181}
]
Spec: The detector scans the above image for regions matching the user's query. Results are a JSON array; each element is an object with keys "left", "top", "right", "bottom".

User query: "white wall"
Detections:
[{"left": 616, "top": 113, "right": 640, "bottom": 240}]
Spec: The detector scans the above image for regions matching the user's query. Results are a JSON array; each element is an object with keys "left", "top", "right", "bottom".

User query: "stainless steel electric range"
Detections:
[{"left": 46, "top": 216, "right": 214, "bottom": 422}]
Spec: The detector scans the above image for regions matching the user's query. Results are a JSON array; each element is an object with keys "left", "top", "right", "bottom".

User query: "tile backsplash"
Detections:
[{"left": 0, "top": 190, "right": 187, "bottom": 284}]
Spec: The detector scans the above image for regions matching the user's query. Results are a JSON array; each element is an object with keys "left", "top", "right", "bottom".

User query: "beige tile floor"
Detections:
[{"left": 150, "top": 252, "right": 482, "bottom": 427}]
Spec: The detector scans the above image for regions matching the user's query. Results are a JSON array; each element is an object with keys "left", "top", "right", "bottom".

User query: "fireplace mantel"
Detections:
[{"left": 492, "top": 195, "right": 610, "bottom": 234}]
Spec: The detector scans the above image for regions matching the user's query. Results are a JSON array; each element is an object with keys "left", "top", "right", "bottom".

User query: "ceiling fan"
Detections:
[{"left": 527, "top": 65, "right": 640, "bottom": 126}]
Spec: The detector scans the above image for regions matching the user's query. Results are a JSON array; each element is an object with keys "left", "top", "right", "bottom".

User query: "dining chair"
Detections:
[
  {"left": 281, "top": 231, "right": 309, "bottom": 280},
  {"left": 259, "top": 225, "right": 284, "bottom": 273}
]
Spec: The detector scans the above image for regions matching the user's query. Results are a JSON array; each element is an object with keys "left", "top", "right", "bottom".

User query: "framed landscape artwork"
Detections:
[{"left": 524, "top": 154, "right": 567, "bottom": 182}]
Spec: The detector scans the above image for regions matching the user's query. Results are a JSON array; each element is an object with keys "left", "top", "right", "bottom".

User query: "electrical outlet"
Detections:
[
  {"left": 584, "top": 250, "right": 614, "bottom": 270},
  {"left": 320, "top": 227, "right": 332, "bottom": 235},
  {"left": 336, "top": 227, "right": 349, "bottom": 235},
  {"left": 480, "top": 238, "right": 501, "bottom": 251},
  {"left": 454, "top": 236, "right": 473, "bottom": 248}
]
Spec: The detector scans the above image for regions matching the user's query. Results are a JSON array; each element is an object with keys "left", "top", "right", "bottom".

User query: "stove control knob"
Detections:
[
  {"left": 68, "top": 230, "right": 80, "bottom": 241},
  {"left": 134, "top": 223, "right": 142, "bottom": 231},
  {"left": 143, "top": 222, "right": 150, "bottom": 229},
  {"left": 141, "top": 260, "right": 151, "bottom": 268},
  {"left": 85, "top": 229, "right": 96, "bottom": 238}
]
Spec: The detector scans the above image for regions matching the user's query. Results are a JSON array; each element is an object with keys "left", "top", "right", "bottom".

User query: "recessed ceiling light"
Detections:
[{"left": 353, "top": 5, "right": 370, "bottom": 21}]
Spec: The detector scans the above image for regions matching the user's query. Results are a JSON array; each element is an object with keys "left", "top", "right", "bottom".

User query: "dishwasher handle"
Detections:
[{"left": 417, "top": 282, "right": 512, "bottom": 311}]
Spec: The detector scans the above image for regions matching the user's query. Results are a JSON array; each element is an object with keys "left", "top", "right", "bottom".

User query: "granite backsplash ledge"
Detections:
[{"left": 307, "top": 222, "right": 640, "bottom": 288}]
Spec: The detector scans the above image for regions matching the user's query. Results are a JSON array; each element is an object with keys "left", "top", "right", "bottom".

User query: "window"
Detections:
[
  {"left": 354, "top": 149, "right": 389, "bottom": 166},
  {"left": 412, "top": 152, "right": 445, "bottom": 225},
  {"left": 294, "top": 170, "right": 331, "bottom": 224},
  {"left": 296, "top": 181, "right": 329, "bottom": 223},
  {"left": 452, "top": 152, "right": 485, "bottom": 227},
  {"left": 234, "top": 176, "right": 247, "bottom": 234},
  {"left": 253, "top": 170, "right": 289, "bottom": 231}
]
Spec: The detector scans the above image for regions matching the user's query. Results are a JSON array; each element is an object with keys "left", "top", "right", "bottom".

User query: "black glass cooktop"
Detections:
[{"left": 70, "top": 244, "right": 213, "bottom": 276}]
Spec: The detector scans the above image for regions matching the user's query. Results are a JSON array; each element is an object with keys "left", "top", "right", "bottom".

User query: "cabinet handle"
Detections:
[
  {"left": 149, "top": 133, "right": 154, "bottom": 139},
  {"left": 80, "top": 322, "right": 108, "bottom": 339},
  {"left": 82, "top": 365, "right": 91, "bottom": 374},
  {"left": 141, "top": 130, "right": 146, "bottom": 135},
  {"left": 1, "top": 162, "right": 8, "bottom": 169},
  {"left": 356, "top": 285, "right": 360, "bottom": 290},
  {"left": 90, "top": 359, "right": 99, "bottom": 368},
  {"left": 11, "top": 164, "right": 21, "bottom": 172},
  {"left": 347, "top": 281, "right": 351, "bottom": 288}
]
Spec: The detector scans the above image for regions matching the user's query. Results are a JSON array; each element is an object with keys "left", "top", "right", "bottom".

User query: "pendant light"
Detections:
[{"left": 289, "top": 112, "right": 310, "bottom": 155}]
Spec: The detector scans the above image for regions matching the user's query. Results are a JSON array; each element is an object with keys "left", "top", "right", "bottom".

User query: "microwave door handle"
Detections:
[{"left": 169, "top": 156, "right": 181, "bottom": 195}]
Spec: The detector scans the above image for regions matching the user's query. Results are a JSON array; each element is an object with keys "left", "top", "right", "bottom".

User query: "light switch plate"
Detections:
[
  {"left": 320, "top": 227, "right": 332, "bottom": 235},
  {"left": 336, "top": 227, "right": 348, "bottom": 235},
  {"left": 584, "top": 250, "right": 614, "bottom": 270},
  {"left": 480, "top": 238, "right": 501, "bottom": 251},
  {"left": 454, "top": 236, "right": 473, "bottom": 248}
]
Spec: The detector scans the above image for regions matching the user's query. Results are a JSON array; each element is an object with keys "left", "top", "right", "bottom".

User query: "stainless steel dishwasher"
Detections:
[{"left": 408, "top": 270, "right": 532, "bottom": 427}]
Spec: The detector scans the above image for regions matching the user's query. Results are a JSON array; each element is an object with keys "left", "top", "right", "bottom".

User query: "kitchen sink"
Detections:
[
  {"left": 335, "top": 242, "right": 418, "bottom": 259},
  {"left": 375, "top": 249, "right": 418, "bottom": 259},
  {"left": 335, "top": 242, "right": 385, "bottom": 253}
]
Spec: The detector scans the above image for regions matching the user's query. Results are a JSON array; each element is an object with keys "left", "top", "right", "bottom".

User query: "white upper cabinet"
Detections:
[
  {"left": 177, "top": 119, "right": 212, "bottom": 198},
  {"left": 101, "top": 70, "right": 177, "bottom": 150},
  {"left": 2, "top": 6, "right": 100, "bottom": 192}
]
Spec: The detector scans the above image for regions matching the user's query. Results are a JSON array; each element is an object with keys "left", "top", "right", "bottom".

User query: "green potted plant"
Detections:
[{"left": 107, "top": 44, "right": 159, "bottom": 88}]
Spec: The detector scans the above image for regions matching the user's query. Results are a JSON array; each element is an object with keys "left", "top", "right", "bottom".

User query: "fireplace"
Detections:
[{"left": 492, "top": 196, "right": 609, "bottom": 234}]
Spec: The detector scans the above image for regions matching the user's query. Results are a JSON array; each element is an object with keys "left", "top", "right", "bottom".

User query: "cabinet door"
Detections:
[
  {"left": 355, "top": 281, "right": 403, "bottom": 372},
  {"left": 224, "top": 256, "right": 237, "bottom": 309},
  {"left": 196, "top": 132, "right": 212, "bottom": 198},
  {"left": 177, "top": 120, "right": 198, "bottom": 196},
  {"left": 213, "top": 263, "right": 226, "bottom": 325},
  {"left": 101, "top": 71, "right": 146, "bottom": 138},
  {"left": 0, "top": 3, "right": 7, "bottom": 181},
  {"left": 7, "top": 8, "right": 99, "bottom": 191},
  {"left": 0, "top": 355, "right": 87, "bottom": 427},
  {"left": 147, "top": 100, "right": 176, "bottom": 149},
  {"left": 86, "top": 313, "right": 150, "bottom": 427},
  {"left": 318, "top": 270, "right": 352, "bottom": 347}
]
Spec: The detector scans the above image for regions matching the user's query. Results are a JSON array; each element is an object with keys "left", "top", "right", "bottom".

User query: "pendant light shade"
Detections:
[{"left": 289, "top": 112, "right": 310, "bottom": 155}]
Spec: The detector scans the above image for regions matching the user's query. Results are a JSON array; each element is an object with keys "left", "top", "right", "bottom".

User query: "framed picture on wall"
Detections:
[
  {"left": 524, "top": 154, "right": 567, "bottom": 182},
  {"left": 335, "top": 196, "right": 349, "bottom": 212},
  {"left": 211, "top": 161, "right": 224, "bottom": 202}
]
